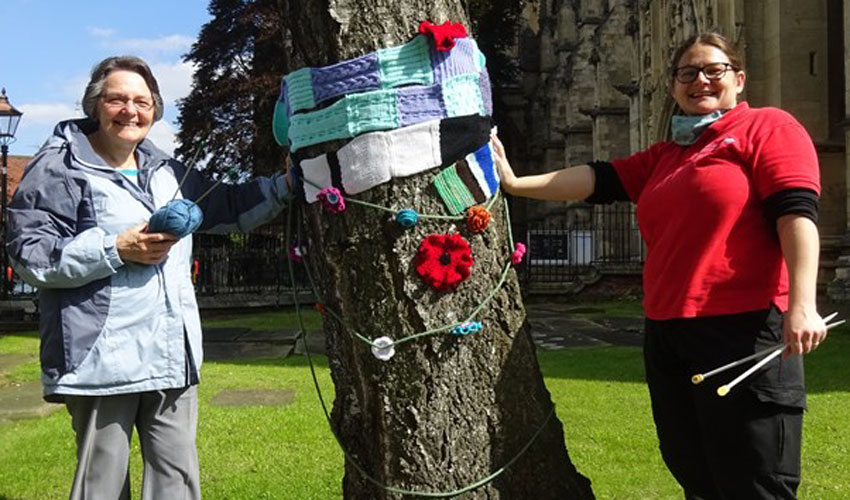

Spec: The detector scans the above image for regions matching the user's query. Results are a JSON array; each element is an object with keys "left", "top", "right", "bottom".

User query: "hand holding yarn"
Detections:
[
  {"left": 147, "top": 199, "right": 204, "bottom": 239},
  {"left": 117, "top": 222, "right": 178, "bottom": 265}
]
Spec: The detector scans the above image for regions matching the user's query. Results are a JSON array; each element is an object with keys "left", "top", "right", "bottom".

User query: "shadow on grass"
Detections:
[{"left": 535, "top": 329, "right": 850, "bottom": 394}]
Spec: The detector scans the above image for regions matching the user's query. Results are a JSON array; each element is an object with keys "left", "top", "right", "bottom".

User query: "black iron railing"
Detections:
[
  {"left": 192, "top": 224, "right": 307, "bottom": 296},
  {"left": 6, "top": 204, "right": 645, "bottom": 298},
  {"left": 514, "top": 203, "right": 645, "bottom": 286}
]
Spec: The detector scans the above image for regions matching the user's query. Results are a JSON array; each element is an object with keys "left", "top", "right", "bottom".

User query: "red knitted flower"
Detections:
[
  {"left": 414, "top": 234, "right": 473, "bottom": 291},
  {"left": 466, "top": 206, "right": 491, "bottom": 233},
  {"left": 418, "top": 20, "right": 468, "bottom": 51}
]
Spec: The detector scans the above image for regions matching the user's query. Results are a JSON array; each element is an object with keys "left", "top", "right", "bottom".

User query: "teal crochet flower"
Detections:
[
  {"left": 451, "top": 321, "right": 482, "bottom": 336},
  {"left": 395, "top": 209, "right": 419, "bottom": 228}
]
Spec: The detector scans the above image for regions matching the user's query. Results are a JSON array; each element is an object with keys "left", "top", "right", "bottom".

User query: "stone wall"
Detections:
[{"left": 504, "top": 0, "right": 850, "bottom": 294}]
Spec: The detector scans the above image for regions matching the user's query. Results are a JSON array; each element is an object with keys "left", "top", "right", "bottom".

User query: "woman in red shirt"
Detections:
[{"left": 493, "top": 32, "right": 827, "bottom": 499}]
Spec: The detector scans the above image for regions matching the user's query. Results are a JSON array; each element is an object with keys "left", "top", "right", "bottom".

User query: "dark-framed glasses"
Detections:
[
  {"left": 101, "top": 94, "right": 154, "bottom": 112},
  {"left": 673, "top": 62, "right": 737, "bottom": 84}
]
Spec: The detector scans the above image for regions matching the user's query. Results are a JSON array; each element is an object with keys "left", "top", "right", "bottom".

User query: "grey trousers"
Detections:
[{"left": 65, "top": 386, "right": 201, "bottom": 500}]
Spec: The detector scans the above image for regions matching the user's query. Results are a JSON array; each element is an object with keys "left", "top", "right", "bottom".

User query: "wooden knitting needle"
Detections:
[
  {"left": 691, "top": 312, "right": 842, "bottom": 385},
  {"left": 716, "top": 347, "right": 783, "bottom": 396},
  {"left": 713, "top": 318, "right": 845, "bottom": 397}
]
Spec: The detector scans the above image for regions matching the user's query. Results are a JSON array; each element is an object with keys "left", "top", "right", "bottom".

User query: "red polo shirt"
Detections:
[{"left": 612, "top": 102, "right": 820, "bottom": 320}]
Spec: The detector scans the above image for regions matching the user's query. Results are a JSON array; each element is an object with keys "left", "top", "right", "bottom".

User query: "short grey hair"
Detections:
[{"left": 81, "top": 56, "right": 164, "bottom": 122}]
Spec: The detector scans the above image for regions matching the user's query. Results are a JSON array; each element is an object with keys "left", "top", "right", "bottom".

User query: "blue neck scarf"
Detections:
[{"left": 671, "top": 109, "right": 727, "bottom": 146}]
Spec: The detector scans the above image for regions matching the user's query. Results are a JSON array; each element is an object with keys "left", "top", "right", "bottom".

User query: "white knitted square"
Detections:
[
  {"left": 389, "top": 120, "right": 441, "bottom": 177},
  {"left": 338, "top": 133, "right": 393, "bottom": 195},
  {"left": 301, "top": 156, "right": 334, "bottom": 203}
]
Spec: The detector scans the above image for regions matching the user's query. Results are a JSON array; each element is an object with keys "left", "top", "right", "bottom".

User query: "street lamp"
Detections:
[{"left": 0, "top": 88, "right": 23, "bottom": 300}]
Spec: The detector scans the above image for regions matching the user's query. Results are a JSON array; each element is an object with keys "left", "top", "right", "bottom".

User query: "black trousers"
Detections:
[{"left": 644, "top": 305, "right": 804, "bottom": 500}]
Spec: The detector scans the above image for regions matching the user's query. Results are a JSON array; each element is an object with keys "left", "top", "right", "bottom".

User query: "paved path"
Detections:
[{"left": 0, "top": 303, "right": 644, "bottom": 421}]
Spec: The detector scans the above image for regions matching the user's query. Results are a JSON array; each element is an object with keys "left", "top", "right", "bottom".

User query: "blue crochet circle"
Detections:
[
  {"left": 148, "top": 199, "right": 204, "bottom": 238},
  {"left": 395, "top": 209, "right": 419, "bottom": 228},
  {"left": 451, "top": 321, "right": 482, "bottom": 336}
]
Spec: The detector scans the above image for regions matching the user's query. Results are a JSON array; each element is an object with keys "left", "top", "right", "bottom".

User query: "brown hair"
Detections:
[
  {"left": 669, "top": 32, "right": 744, "bottom": 79},
  {"left": 82, "top": 56, "right": 164, "bottom": 122}
]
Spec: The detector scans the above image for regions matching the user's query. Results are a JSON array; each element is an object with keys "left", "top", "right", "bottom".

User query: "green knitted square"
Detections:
[
  {"left": 443, "top": 73, "right": 484, "bottom": 117},
  {"left": 433, "top": 164, "right": 476, "bottom": 215},
  {"left": 285, "top": 68, "right": 316, "bottom": 112},
  {"left": 378, "top": 35, "right": 434, "bottom": 88}
]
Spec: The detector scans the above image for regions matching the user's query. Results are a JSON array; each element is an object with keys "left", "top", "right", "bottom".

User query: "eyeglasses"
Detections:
[
  {"left": 672, "top": 62, "right": 737, "bottom": 84},
  {"left": 101, "top": 94, "right": 154, "bottom": 112}
]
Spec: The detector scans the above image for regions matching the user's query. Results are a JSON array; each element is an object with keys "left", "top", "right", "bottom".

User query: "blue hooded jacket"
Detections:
[{"left": 6, "top": 119, "right": 289, "bottom": 400}]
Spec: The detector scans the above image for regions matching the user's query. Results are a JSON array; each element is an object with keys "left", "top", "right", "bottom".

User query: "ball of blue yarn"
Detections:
[
  {"left": 148, "top": 199, "right": 204, "bottom": 238},
  {"left": 395, "top": 209, "right": 419, "bottom": 228}
]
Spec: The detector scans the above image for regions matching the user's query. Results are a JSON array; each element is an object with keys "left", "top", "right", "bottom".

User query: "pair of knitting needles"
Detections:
[
  {"left": 691, "top": 312, "right": 844, "bottom": 397},
  {"left": 170, "top": 138, "right": 227, "bottom": 203}
]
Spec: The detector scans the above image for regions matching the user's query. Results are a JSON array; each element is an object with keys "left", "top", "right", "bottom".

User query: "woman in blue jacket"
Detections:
[{"left": 6, "top": 56, "right": 290, "bottom": 500}]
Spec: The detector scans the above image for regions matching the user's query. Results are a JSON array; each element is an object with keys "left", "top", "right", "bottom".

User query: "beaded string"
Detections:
[
  {"left": 299, "top": 176, "right": 501, "bottom": 221},
  {"left": 284, "top": 191, "right": 554, "bottom": 498},
  {"left": 297, "top": 180, "right": 512, "bottom": 348}
]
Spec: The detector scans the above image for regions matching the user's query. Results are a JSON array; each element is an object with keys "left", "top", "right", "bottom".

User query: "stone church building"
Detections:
[{"left": 499, "top": 0, "right": 850, "bottom": 298}]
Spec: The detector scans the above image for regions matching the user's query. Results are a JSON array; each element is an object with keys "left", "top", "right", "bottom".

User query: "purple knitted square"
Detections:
[
  {"left": 313, "top": 53, "right": 381, "bottom": 103},
  {"left": 478, "top": 67, "right": 493, "bottom": 116},
  {"left": 431, "top": 38, "right": 480, "bottom": 82},
  {"left": 397, "top": 85, "right": 446, "bottom": 127}
]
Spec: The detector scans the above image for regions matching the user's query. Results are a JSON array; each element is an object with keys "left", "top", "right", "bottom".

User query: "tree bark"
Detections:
[{"left": 276, "top": 1, "right": 596, "bottom": 498}]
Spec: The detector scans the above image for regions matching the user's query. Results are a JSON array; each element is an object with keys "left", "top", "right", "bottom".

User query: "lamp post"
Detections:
[{"left": 0, "top": 88, "right": 23, "bottom": 300}]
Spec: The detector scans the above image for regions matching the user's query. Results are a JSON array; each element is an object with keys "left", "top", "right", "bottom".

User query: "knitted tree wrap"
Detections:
[
  {"left": 147, "top": 199, "right": 204, "bottom": 238},
  {"left": 414, "top": 234, "right": 473, "bottom": 291}
]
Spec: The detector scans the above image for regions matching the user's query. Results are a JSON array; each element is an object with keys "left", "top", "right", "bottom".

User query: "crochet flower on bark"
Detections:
[
  {"left": 414, "top": 234, "right": 474, "bottom": 291},
  {"left": 418, "top": 20, "right": 468, "bottom": 51},
  {"left": 288, "top": 244, "right": 305, "bottom": 263},
  {"left": 466, "top": 206, "right": 491, "bottom": 233},
  {"left": 451, "top": 321, "right": 482, "bottom": 336},
  {"left": 511, "top": 242, "right": 527, "bottom": 265},
  {"left": 317, "top": 187, "right": 346, "bottom": 213},
  {"left": 395, "top": 208, "right": 419, "bottom": 228}
]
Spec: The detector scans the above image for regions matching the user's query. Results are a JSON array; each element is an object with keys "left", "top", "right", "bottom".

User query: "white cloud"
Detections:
[
  {"left": 148, "top": 120, "right": 179, "bottom": 156},
  {"left": 87, "top": 26, "right": 115, "bottom": 38},
  {"left": 150, "top": 61, "right": 197, "bottom": 107},
  {"left": 106, "top": 35, "right": 195, "bottom": 56},
  {"left": 17, "top": 103, "right": 82, "bottom": 125}
]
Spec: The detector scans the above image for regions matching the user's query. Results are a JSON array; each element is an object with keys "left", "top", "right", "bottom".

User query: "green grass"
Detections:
[{"left": 1, "top": 318, "right": 848, "bottom": 499}]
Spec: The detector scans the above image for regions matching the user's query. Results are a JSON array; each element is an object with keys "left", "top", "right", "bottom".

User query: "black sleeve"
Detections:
[
  {"left": 763, "top": 188, "right": 819, "bottom": 225},
  {"left": 584, "top": 161, "right": 630, "bottom": 204}
]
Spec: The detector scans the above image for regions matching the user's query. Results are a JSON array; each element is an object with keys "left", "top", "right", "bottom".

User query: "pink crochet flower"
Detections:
[
  {"left": 288, "top": 244, "right": 304, "bottom": 263},
  {"left": 511, "top": 242, "right": 527, "bottom": 265},
  {"left": 317, "top": 187, "right": 346, "bottom": 214}
]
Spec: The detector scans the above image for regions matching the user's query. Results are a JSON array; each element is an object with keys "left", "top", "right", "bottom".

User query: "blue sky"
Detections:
[{"left": 0, "top": 0, "right": 214, "bottom": 156}]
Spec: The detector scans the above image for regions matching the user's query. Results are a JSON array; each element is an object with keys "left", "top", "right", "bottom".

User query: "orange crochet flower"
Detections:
[{"left": 466, "top": 206, "right": 491, "bottom": 233}]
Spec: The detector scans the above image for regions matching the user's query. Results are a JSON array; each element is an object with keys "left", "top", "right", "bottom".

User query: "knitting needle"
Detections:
[
  {"left": 716, "top": 347, "right": 783, "bottom": 396},
  {"left": 170, "top": 136, "right": 209, "bottom": 201},
  {"left": 714, "top": 318, "right": 845, "bottom": 397},
  {"left": 691, "top": 312, "right": 841, "bottom": 385}
]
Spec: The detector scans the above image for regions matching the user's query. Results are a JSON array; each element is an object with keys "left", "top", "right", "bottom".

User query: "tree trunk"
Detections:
[{"left": 275, "top": 1, "right": 596, "bottom": 498}]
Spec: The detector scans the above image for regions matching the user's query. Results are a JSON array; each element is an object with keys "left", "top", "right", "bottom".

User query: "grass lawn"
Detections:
[{"left": 1, "top": 307, "right": 848, "bottom": 499}]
